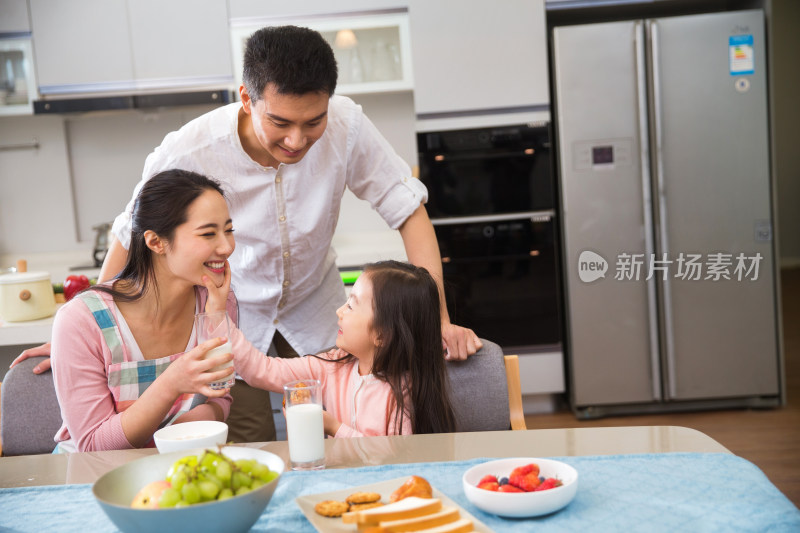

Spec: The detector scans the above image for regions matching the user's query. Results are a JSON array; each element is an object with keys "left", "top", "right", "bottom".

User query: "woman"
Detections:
[{"left": 50, "top": 169, "right": 237, "bottom": 452}]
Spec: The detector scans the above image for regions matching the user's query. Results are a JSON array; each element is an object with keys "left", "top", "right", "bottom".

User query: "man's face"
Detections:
[{"left": 241, "top": 83, "right": 329, "bottom": 168}]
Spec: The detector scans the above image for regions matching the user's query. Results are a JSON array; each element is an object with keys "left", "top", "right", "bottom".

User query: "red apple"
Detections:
[{"left": 131, "top": 480, "right": 172, "bottom": 509}]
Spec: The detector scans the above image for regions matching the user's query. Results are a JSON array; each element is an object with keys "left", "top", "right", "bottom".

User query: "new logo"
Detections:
[{"left": 578, "top": 251, "right": 608, "bottom": 283}]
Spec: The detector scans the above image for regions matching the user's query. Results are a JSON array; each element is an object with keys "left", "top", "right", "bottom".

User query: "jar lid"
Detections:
[{"left": 0, "top": 271, "right": 51, "bottom": 284}]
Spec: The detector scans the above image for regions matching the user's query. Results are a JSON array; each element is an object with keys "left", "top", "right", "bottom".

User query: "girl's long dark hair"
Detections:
[
  {"left": 91, "top": 169, "right": 225, "bottom": 303},
  {"left": 318, "top": 260, "right": 456, "bottom": 435}
]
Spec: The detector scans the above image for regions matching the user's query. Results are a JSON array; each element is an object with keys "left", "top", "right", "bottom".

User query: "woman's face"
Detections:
[
  {"left": 335, "top": 273, "right": 378, "bottom": 360},
  {"left": 162, "top": 189, "right": 235, "bottom": 287}
]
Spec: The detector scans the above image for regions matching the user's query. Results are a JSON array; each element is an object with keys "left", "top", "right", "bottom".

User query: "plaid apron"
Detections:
[{"left": 78, "top": 291, "right": 201, "bottom": 431}]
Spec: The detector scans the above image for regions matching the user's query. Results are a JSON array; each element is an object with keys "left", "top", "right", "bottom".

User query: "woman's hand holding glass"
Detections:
[{"left": 161, "top": 337, "right": 234, "bottom": 398}]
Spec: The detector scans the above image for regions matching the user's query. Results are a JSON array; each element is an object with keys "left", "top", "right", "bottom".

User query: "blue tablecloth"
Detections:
[{"left": 1, "top": 453, "right": 798, "bottom": 532}]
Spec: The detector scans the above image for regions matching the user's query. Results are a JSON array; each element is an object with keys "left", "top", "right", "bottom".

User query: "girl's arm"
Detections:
[{"left": 228, "top": 325, "right": 322, "bottom": 393}]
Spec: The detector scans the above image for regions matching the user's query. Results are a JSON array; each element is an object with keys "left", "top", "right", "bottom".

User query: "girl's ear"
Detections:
[{"left": 143, "top": 230, "right": 166, "bottom": 255}]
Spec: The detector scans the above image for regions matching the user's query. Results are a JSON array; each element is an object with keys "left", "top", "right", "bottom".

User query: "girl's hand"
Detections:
[
  {"left": 161, "top": 337, "right": 234, "bottom": 398},
  {"left": 202, "top": 260, "right": 231, "bottom": 313},
  {"left": 322, "top": 409, "right": 342, "bottom": 437}
]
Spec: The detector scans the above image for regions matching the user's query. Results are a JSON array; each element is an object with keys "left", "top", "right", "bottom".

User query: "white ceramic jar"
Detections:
[{"left": 0, "top": 271, "right": 57, "bottom": 322}]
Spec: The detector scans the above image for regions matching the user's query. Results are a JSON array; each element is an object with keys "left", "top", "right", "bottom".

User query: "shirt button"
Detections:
[
  {"left": 273, "top": 319, "right": 279, "bottom": 325},
  {"left": 276, "top": 177, "right": 281, "bottom": 183},
  {"left": 283, "top": 280, "right": 290, "bottom": 287},
  {"left": 283, "top": 251, "right": 290, "bottom": 258},
  {"left": 279, "top": 215, "right": 286, "bottom": 222}
]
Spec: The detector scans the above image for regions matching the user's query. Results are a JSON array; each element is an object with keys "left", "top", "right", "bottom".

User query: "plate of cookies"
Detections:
[{"left": 295, "top": 475, "right": 492, "bottom": 532}]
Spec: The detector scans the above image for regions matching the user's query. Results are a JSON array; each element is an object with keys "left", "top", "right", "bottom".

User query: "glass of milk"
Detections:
[
  {"left": 194, "top": 310, "right": 235, "bottom": 390},
  {"left": 284, "top": 379, "right": 325, "bottom": 470}
]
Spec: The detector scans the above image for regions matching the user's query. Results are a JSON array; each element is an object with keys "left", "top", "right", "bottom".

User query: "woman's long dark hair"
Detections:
[
  {"left": 317, "top": 260, "right": 456, "bottom": 435},
  {"left": 91, "top": 169, "right": 225, "bottom": 303}
]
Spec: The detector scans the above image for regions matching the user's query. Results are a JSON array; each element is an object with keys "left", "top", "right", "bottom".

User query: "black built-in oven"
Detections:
[{"left": 418, "top": 122, "right": 561, "bottom": 351}]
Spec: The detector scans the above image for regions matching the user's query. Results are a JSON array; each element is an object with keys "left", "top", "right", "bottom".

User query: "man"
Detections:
[{"left": 13, "top": 26, "right": 480, "bottom": 443}]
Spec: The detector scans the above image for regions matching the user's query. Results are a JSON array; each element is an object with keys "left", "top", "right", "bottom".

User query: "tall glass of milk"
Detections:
[
  {"left": 284, "top": 379, "right": 325, "bottom": 470},
  {"left": 194, "top": 310, "right": 235, "bottom": 390}
]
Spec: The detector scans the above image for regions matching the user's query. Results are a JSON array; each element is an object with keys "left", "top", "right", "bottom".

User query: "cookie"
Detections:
[
  {"left": 314, "top": 500, "right": 350, "bottom": 517},
  {"left": 349, "top": 501, "right": 384, "bottom": 512},
  {"left": 345, "top": 491, "right": 382, "bottom": 504}
]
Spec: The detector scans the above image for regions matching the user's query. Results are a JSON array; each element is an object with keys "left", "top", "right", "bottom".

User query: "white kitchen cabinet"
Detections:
[
  {"left": 408, "top": 0, "right": 550, "bottom": 116},
  {"left": 29, "top": 0, "right": 233, "bottom": 95},
  {"left": 231, "top": 11, "right": 413, "bottom": 96},
  {"left": 0, "top": 0, "right": 31, "bottom": 33}
]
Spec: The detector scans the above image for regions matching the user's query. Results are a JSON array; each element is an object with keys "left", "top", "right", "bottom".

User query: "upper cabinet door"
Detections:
[
  {"left": 408, "top": 0, "right": 549, "bottom": 116},
  {"left": 127, "top": 0, "right": 233, "bottom": 90},
  {"left": 30, "top": 0, "right": 233, "bottom": 95},
  {"left": 30, "top": 0, "right": 135, "bottom": 94},
  {"left": 0, "top": 0, "right": 32, "bottom": 33}
]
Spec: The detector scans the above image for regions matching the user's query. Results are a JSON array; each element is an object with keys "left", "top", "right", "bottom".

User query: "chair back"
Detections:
[
  {"left": 446, "top": 339, "right": 516, "bottom": 432},
  {"left": 0, "top": 356, "right": 62, "bottom": 456}
]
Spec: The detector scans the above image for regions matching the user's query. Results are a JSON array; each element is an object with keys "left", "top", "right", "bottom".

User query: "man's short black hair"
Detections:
[{"left": 243, "top": 25, "right": 338, "bottom": 100}]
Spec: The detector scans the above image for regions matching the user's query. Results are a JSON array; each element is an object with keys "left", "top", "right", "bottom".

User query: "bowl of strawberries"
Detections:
[{"left": 462, "top": 457, "right": 578, "bottom": 518}]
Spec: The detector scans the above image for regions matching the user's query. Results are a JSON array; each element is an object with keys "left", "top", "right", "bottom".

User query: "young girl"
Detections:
[
  {"left": 208, "top": 260, "right": 456, "bottom": 437},
  {"left": 50, "top": 169, "right": 238, "bottom": 452}
]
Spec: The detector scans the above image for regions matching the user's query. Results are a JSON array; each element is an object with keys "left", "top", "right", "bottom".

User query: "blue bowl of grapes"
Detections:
[{"left": 92, "top": 445, "right": 285, "bottom": 533}]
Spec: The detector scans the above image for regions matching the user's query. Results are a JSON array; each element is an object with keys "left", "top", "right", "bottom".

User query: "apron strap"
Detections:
[{"left": 77, "top": 291, "right": 125, "bottom": 365}]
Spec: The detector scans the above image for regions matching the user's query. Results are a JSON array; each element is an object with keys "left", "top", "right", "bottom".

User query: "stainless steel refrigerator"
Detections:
[{"left": 553, "top": 9, "right": 783, "bottom": 416}]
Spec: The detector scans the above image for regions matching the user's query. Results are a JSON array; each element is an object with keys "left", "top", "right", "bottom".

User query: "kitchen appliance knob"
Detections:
[{"left": 19, "top": 289, "right": 31, "bottom": 301}]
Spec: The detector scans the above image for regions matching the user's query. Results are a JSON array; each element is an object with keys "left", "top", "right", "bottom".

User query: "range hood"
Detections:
[{"left": 33, "top": 89, "right": 232, "bottom": 114}]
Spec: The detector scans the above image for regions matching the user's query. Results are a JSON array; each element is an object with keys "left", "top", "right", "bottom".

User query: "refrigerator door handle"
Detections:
[
  {"left": 635, "top": 21, "right": 661, "bottom": 402},
  {"left": 647, "top": 19, "right": 678, "bottom": 400}
]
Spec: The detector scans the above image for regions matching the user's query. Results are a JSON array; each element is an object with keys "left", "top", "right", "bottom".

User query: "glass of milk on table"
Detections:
[
  {"left": 194, "top": 310, "right": 235, "bottom": 390},
  {"left": 284, "top": 379, "right": 325, "bottom": 470}
]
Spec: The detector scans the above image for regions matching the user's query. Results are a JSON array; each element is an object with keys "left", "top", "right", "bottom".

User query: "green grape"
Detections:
[
  {"left": 231, "top": 471, "right": 252, "bottom": 491},
  {"left": 167, "top": 455, "right": 197, "bottom": 478},
  {"left": 218, "top": 488, "right": 234, "bottom": 500},
  {"left": 199, "top": 450, "right": 219, "bottom": 470},
  {"left": 215, "top": 460, "right": 232, "bottom": 483},
  {"left": 174, "top": 500, "right": 190, "bottom": 508},
  {"left": 235, "top": 459, "right": 256, "bottom": 474},
  {"left": 250, "top": 479, "right": 264, "bottom": 491},
  {"left": 169, "top": 469, "right": 188, "bottom": 492},
  {"left": 258, "top": 470, "right": 278, "bottom": 484},
  {"left": 251, "top": 463, "right": 269, "bottom": 478},
  {"left": 181, "top": 482, "right": 201, "bottom": 504},
  {"left": 198, "top": 480, "right": 220, "bottom": 500},
  {"left": 236, "top": 486, "right": 252, "bottom": 496},
  {"left": 158, "top": 488, "right": 182, "bottom": 508},
  {"left": 202, "top": 472, "right": 224, "bottom": 490}
]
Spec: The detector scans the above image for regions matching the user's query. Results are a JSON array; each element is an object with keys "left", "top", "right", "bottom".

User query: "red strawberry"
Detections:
[
  {"left": 477, "top": 481, "right": 500, "bottom": 492},
  {"left": 498, "top": 483, "right": 524, "bottom": 493},
  {"left": 534, "top": 477, "right": 563, "bottom": 491},
  {"left": 478, "top": 475, "right": 498, "bottom": 485},
  {"left": 509, "top": 463, "right": 541, "bottom": 492}
]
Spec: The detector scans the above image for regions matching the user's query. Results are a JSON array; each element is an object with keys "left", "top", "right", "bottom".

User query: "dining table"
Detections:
[{"left": 1, "top": 425, "right": 798, "bottom": 532}]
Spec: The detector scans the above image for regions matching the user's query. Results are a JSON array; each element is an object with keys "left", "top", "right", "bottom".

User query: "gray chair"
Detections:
[
  {"left": 446, "top": 338, "right": 527, "bottom": 432},
  {"left": 1, "top": 356, "right": 62, "bottom": 456}
]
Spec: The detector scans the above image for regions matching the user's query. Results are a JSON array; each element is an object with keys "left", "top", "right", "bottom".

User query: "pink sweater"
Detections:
[
  {"left": 50, "top": 288, "right": 234, "bottom": 452},
  {"left": 230, "top": 326, "right": 412, "bottom": 437}
]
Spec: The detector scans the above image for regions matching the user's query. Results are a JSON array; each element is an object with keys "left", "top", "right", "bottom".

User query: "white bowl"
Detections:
[
  {"left": 153, "top": 421, "right": 228, "bottom": 453},
  {"left": 93, "top": 446, "right": 284, "bottom": 533},
  {"left": 462, "top": 457, "right": 578, "bottom": 518}
]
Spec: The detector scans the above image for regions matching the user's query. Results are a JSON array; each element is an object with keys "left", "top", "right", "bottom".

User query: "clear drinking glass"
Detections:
[
  {"left": 284, "top": 379, "right": 325, "bottom": 470},
  {"left": 193, "top": 310, "right": 235, "bottom": 390}
]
